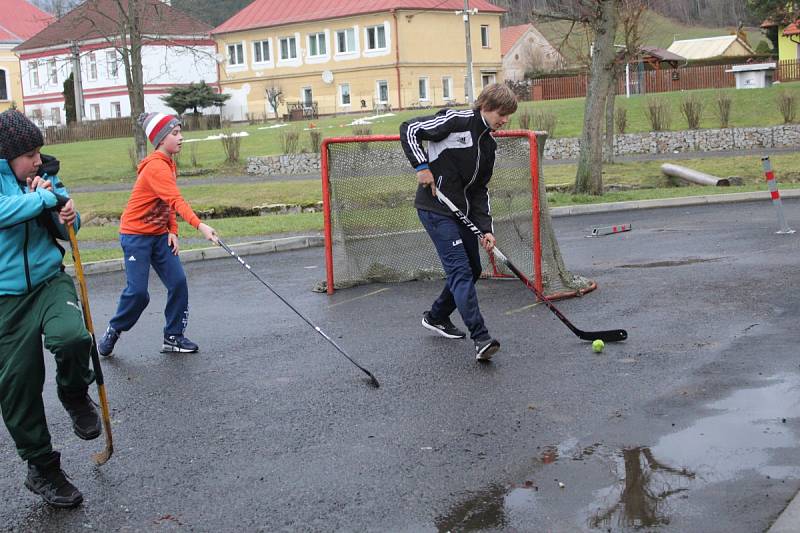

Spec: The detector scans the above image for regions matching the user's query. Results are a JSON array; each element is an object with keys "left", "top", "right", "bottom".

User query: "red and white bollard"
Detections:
[{"left": 761, "top": 156, "right": 795, "bottom": 235}]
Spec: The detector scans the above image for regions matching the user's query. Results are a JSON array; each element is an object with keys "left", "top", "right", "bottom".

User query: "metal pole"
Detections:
[
  {"left": 625, "top": 62, "right": 631, "bottom": 98},
  {"left": 70, "top": 42, "right": 85, "bottom": 123},
  {"left": 463, "top": 0, "right": 475, "bottom": 105}
]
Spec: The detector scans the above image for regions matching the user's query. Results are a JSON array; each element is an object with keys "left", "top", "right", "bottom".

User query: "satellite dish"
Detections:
[
  {"left": 214, "top": 53, "right": 226, "bottom": 64},
  {"left": 322, "top": 70, "right": 334, "bottom": 84}
]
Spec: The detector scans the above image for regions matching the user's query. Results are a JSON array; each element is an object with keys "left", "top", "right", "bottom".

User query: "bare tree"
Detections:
[
  {"left": 266, "top": 85, "right": 283, "bottom": 120},
  {"left": 68, "top": 0, "right": 213, "bottom": 159},
  {"left": 532, "top": 0, "right": 649, "bottom": 194},
  {"left": 532, "top": 1, "right": 619, "bottom": 195}
]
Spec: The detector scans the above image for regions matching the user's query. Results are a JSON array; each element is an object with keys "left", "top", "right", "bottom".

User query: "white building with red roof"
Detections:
[
  {"left": 14, "top": 0, "right": 217, "bottom": 126},
  {"left": 211, "top": 0, "right": 506, "bottom": 121},
  {"left": 0, "top": 0, "right": 53, "bottom": 112},
  {"left": 501, "top": 24, "right": 564, "bottom": 81}
]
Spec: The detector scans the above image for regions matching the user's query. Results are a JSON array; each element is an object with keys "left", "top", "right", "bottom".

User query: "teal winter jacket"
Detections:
[{"left": 0, "top": 157, "right": 80, "bottom": 295}]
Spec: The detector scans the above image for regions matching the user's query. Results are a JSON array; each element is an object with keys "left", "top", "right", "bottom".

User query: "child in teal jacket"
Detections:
[{"left": 0, "top": 109, "right": 101, "bottom": 508}]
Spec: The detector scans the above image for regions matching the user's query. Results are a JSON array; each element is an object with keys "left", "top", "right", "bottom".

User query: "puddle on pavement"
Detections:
[{"left": 435, "top": 374, "right": 800, "bottom": 532}]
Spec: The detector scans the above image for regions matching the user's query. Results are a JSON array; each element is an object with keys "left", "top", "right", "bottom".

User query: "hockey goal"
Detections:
[{"left": 319, "top": 130, "right": 595, "bottom": 298}]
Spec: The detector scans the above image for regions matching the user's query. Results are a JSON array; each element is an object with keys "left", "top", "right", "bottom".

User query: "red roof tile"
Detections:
[
  {"left": 500, "top": 23, "right": 530, "bottom": 56},
  {"left": 0, "top": 0, "right": 53, "bottom": 43},
  {"left": 213, "top": 0, "right": 505, "bottom": 34},
  {"left": 15, "top": 0, "right": 211, "bottom": 52},
  {"left": 783, "top": 21, "right": 800, "bottom": 36}
]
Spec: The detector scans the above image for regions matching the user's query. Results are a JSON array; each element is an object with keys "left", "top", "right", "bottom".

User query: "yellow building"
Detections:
[
  {"left": 211, "top": 0, "right": 505, "bottom": 121},
  {"left": 0, "top": 1, "right": 53, "bottom": 112},
  {"left": 767, "top": 19, "right": 800, "bottom": 60}
]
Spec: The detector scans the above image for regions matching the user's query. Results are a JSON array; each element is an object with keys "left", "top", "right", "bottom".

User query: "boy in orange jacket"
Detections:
[{"left": 98, "top": 112, "right": 218, "bottom": 356}]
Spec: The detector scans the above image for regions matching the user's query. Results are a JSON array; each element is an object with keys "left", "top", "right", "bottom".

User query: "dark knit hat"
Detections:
[
  {"left": 0, "top": 110, "right": 44, "bottom": 161},
  {"left": 137, "top": 112, "right": 181, "bottom": 147}
]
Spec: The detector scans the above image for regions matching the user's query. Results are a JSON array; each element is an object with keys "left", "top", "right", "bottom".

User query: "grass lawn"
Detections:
[{"left": 44, "top": 82, "right": 800, "bottom": 186}]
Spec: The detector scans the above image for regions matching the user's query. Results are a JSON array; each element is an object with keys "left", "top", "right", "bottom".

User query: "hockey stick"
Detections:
[
  {"left": 66, "top": 224, "right": 115, "bottom": 465},
  {"left": 436, "top": 190, "right": 627, "bottom": 343},
  {"left": 217, "top": 239, "right": 380, "bottom": 388}
]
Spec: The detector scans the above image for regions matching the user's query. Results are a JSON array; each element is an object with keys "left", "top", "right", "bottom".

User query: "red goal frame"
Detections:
[{"left": 321, "top": 130, "right": 543, "bottom": 295}]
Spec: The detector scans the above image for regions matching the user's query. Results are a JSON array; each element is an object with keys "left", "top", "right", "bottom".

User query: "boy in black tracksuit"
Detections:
[{"left": 400, "top": 84, "right": 518, "bottom": 361}]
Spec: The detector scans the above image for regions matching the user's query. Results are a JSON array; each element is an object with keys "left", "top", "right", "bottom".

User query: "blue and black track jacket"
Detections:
[{"left": 400, "top": 108, "right": 496, "bottom": 234}]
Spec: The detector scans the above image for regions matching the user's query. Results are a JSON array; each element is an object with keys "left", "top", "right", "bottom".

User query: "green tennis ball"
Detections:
[{"left": 592, "top": 339, "right": 605, "bottom": 353}]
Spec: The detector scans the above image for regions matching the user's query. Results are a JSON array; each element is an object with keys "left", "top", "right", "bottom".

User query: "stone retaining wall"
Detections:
[
  {"left": 246, "top": 124, "right": 800, "bottom": 175},
  {"left": 544, "top": 124, "right": 800, "bottom": 160},
  {"left": 247, "top": 153, "right": 320, "bottom": 175}
]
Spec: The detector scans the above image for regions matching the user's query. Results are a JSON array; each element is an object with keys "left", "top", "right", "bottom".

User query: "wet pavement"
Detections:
[{"left": 1, "top": 199, "right": 799, "bottom": 532}]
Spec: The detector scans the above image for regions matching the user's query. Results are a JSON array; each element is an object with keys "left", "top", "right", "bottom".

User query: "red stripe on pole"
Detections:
[
  {"left": 148, "top": 115, "right": 173, "bottom": 143},
  {"left": 765, "top": 171, "right": 775, "bottom": 181},
  {"left": 771, "top": 190, "right": 780, "bottom": 200}
]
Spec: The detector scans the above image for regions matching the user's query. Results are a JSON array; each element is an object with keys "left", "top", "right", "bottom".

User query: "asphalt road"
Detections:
[{"left": 2, "top": 199, "right": 799, "bottom": 532}]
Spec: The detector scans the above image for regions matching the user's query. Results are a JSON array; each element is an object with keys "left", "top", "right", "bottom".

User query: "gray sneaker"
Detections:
[
  {"left": 475, "top": 337, "right": 500, "bottom": 361},
  {"left": 97, "top": 326, "right": 119, "bottom": 357}
]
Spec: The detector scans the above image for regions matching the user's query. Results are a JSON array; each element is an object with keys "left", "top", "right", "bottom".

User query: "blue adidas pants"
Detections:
[
  {"left": 418, "top": 209, "right": 489, "bottom": 341},
  {"left": 109, "top": 234, "right": 189, "bottom": 337}
]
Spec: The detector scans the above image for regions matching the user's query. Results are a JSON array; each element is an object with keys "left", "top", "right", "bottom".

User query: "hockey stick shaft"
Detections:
[
  {"left": 435, "top": 190, "right": 627, "bottom": 343},
  {"left": 217, "top": 239, "right": 380, "bottom": 387},
  {"left": 67, "top": 225, "right": 114, "bottom": 465}
]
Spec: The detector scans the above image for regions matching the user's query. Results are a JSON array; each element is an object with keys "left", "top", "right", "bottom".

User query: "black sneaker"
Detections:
[
  {"left": 25, "top": 451, "right": 83, "bottom": 508},
  {"left": 475, "top": 337, "right": 500, "bottom": 362},
  {"left": 421, "top": 311, "right": 467, "bottom": 339},
  {"left": 58, "top": 388, "right": 101, "bottom": 440},
  {"left": 162, "top": 334, "right": 199, "bottom": 353},
  {"left": 97, "top": 326, "right": 119, "bottom": 357}
]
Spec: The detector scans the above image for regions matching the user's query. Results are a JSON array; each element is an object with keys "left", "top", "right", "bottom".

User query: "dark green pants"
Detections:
[{"left": 0, "top": 272, "right": 94, "bottom": 461}]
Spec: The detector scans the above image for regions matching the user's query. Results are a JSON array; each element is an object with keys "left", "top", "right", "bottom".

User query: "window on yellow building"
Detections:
[
  {"left": 280, "top": 37, "right": 298, "bottom": 60},
  {"left": 0, "top": 69, "right": 8, "bottom": 100},
  {"left": 336, "top": 28, "right": 356, "bottom": 54},
  {"left": 228, "top": 43, "right": 245, "bottom": 65},
  {"left": 308, "top": 33, "right": 326, "bottom": 57},
  {"left": 480, "top": 25, "right": 489, "bottom": 48},
  {"left": 340, "top": 83, "right": 351, "bottom": 106},
  {"left": 418, "top": 77, "right": 429, "bottom": 101},
  {"left": 254, "top": 40, "right": 271, "bottom": 63},
  {"left": 366, "top": 25, "right": 386, "bottom": 50},
  {"left": 377, "top": 80, "right": 388, "bottom": 103},
  {"left": 442, "top": 76, "right": 452, "bottom": 100}
]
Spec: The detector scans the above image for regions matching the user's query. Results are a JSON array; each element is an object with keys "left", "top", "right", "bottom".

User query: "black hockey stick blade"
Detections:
[
  {"left": 503, "top": 254, "right": 627, "bottom": 343},
  {"left": 435, "top": 190, "right": 628, "bottom": 343},
  {"left": 576, "top": 327, "right": 628, "bottom": 343}
]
